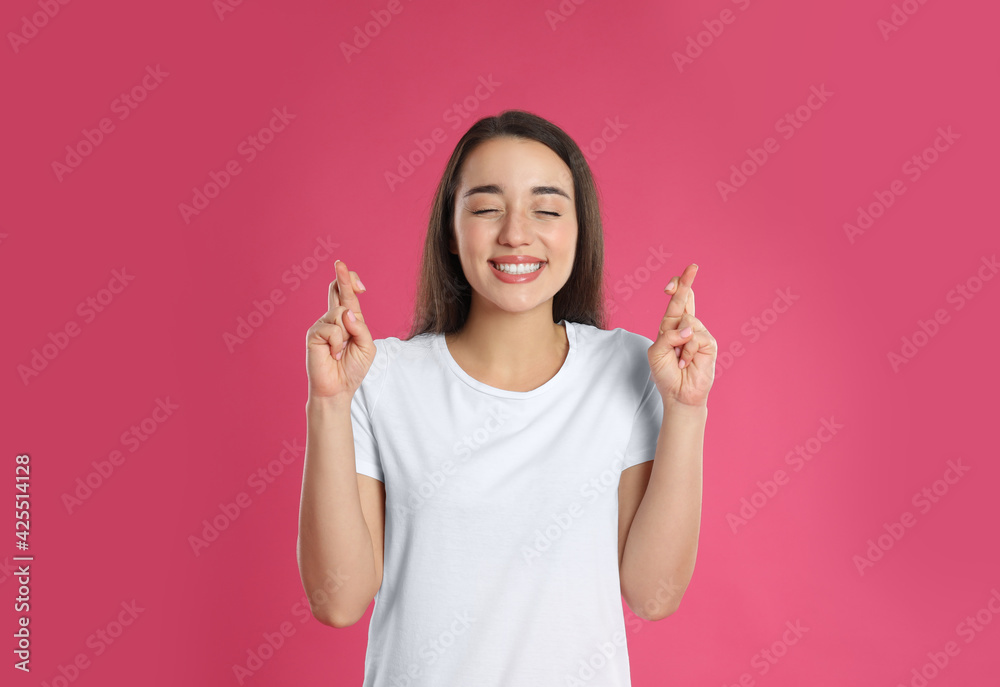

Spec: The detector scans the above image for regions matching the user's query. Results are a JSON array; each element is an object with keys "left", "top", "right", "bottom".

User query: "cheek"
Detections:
[
  {"left": 452, "top": 221, "right": 475, "bottom": 252},
  {"left": 464, "top": 226, "right": 494, "bottom": 255},
  {"left": 555, "top": 224, "right": 578, "bottom": 257}
]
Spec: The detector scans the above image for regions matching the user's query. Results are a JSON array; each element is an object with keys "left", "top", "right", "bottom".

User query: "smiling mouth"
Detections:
[{"left": 489, "top": 260, "right": 546, "bottom": 275}]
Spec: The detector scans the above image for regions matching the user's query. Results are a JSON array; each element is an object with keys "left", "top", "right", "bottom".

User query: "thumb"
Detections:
[
  {"left": 342, "top": 307, "right": 375, "bottom": 354},
  {"left": 654, "top": 325, "right": 693, "bottom": 353}
]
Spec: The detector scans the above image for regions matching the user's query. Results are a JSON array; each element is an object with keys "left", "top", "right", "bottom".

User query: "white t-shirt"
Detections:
[{"left": 351, "top": 319, "right": 664, "bottom": 686}]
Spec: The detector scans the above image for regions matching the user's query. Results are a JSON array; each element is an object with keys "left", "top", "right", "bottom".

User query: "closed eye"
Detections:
[{"left": 471, "top": 209, "right": 561, "bottom": 216}]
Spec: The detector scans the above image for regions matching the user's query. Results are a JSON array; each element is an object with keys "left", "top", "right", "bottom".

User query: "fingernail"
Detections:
[
  {"left": 679, "top": 359, "right": 687, "bottom": 369},
  {"left": 356, "top": 278, "right": 366, "bottom": 292},
  {"left": 665, "top": 280, "right": 674, "bottom": 291},
  {"left": 680, "top": 326, "right": 692, "bottom": 337},
  {"left": 346, "top": 309, "right": 357, "bottom": 322}
]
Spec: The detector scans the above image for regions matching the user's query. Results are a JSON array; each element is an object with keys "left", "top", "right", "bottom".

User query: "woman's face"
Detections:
[{"left": 450, "top": 137, "right": 578, "bottom": 317}]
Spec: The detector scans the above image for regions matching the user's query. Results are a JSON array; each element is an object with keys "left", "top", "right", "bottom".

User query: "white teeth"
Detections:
[{"left": 492, "top": 261, "right": 543, "bottom": 274}]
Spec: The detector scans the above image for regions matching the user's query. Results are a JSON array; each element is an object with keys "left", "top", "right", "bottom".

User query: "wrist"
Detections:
[
  {"left": 306, "top": 393, "right": 353, "bottom": 415},
  {"left": 662, "top": 396, "right": 708, "bottom": 415}
]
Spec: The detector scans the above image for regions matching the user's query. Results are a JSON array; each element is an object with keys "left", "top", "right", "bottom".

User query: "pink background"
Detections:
[{"left": 3, "top": 0, "right": 999, "bottom": 685}]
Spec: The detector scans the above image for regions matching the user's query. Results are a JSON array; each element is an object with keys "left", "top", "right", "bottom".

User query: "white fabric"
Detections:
[{"left": 350, "top": 319, "right": 664, "bottom": 686}]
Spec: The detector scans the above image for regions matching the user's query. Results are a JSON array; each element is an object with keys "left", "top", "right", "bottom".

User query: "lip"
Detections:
[
  {"left": 489, "top": 255, "right": 546, "bottom": 264},
  {"left": 489, "top": 259, "right": 546, "bottom": 283}
]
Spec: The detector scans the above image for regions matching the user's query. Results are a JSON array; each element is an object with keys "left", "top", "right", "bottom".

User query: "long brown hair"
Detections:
[{"left": 406, "top": 109, "right": 607, "bottom": 340}]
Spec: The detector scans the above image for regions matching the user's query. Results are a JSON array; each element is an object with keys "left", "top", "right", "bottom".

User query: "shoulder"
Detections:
[
  {"left": 371, "top": 332, "right": 436, "bottom": 361},
  {"left": 569, "top": 321, "right": 654, "bottom": 391},
  {"left": 354, "top": 332, "right": 437, "bottom": 412},
  {"left": 570, "top": 320, "right": 654, "bottom": 362}
]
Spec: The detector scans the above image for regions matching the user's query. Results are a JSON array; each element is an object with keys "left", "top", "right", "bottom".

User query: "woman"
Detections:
[{"left": 297, "top": 110, "right": 716, "bottom": 686}]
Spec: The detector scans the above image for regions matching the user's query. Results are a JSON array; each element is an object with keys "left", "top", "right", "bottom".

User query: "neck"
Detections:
[{"left": 448, "top": 298, "right": 565, "bottom": 373}]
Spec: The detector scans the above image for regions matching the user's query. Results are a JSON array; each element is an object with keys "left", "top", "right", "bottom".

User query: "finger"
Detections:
[
  {"left": 335, "top": 259, "right": 361, "bottom": 313},
  {"left": 662, "top": 264, "right": 699, "bottom": 325},
  {"left": 666, "top": 279, "right": 697, "bottom": 318},
  {"left": 676, "top": 315, "right": 709, "bottom": 366},
  {"left": 328, "top": 271, "right": 365, "bottom": 313},
  {"left": 322, "top": 307, "right": 349, "bottom": 359},
  {"left": 659, "top": 320, "right": 696, "bottom": 348},
  {"left": 335, "top": 271, "right": 366, "bottom": 294},
  {"left": 316, "top": 294, "right": 348, "bottom": 353},
  {"left": 327, "top": 279, "right": 341, "bottom": 314},
  {"left": 667, "top": 312, "right": 701, "bottom": 351},
  {"left": 348, "top": 270, "right": 366, "bottom": 293},
  {"left": 679, "top": 330, "right": 714, "bottom": 369},
  {"left": 338, "top": 301, "right": 374, "bottom": 358},
  {"left": 674, "top": 313, "right": 705, "bottom": 336},
  {"left": 679, "top": 327, "right": 700, "bottom": 367},
  {"left": 309, "top": 320, "right": 344, "bottom": 352}
]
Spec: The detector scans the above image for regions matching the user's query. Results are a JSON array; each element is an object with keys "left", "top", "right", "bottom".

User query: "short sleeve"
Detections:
[
  {"left": 621, "top": 371, "right": 664, "bottom": 470},
  {"left": 351, "top": 339, "right": 389, "bottom": 483}
]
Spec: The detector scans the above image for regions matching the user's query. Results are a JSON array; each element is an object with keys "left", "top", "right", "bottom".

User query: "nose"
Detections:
[{"left": 497, "top": 207, "right": 532, "bottom": 247}]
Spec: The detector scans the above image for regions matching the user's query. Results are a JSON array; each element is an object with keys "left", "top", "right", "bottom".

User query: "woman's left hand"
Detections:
[{"left": 648, "top": 263, "right": 717, "bottom": 408}]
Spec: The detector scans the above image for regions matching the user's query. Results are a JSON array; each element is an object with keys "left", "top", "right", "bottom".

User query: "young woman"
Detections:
[{"left": 297, "top": 110, "right": 716, "bottom": 686}]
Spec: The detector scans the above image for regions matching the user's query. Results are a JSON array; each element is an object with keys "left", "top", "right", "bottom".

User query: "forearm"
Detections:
[
  {"left": 297, "top": 396, "right": 377, "bottom": 624},
  {"left": 620, "top": 400, "right": 706, "bottom": 620}
]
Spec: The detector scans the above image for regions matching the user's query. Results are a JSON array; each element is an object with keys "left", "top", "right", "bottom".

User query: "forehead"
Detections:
[{"left": 458, "top": 137, "right": 572, "bottom": 191}]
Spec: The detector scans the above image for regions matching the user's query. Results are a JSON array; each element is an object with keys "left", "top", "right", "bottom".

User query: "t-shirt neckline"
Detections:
[{"left": 434, "top": 319, "right": 577, "bottom": 399}]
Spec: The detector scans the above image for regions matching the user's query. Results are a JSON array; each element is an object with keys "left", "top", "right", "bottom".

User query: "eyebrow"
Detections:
[{"left": 462, "top": 184, "right": 571, "bottom": 200}]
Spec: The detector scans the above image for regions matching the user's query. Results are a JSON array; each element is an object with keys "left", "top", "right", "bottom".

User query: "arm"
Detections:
[
  {"left": 296, "top": 395, "right": 385, "bottom": 628},
  {"left": 618, "top": 399, "right": 706, "bottom": 621},
  {"left": 298, "top": 258, "right": 384, "bottom": 628},
  {"left": 619, "top": 262, "right": 715, "bottom": 621}
]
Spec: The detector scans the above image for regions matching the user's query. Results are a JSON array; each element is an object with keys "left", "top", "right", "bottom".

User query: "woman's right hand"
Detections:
[{"left": 305, "top": 259, "right": 376, "bottom": 402}]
